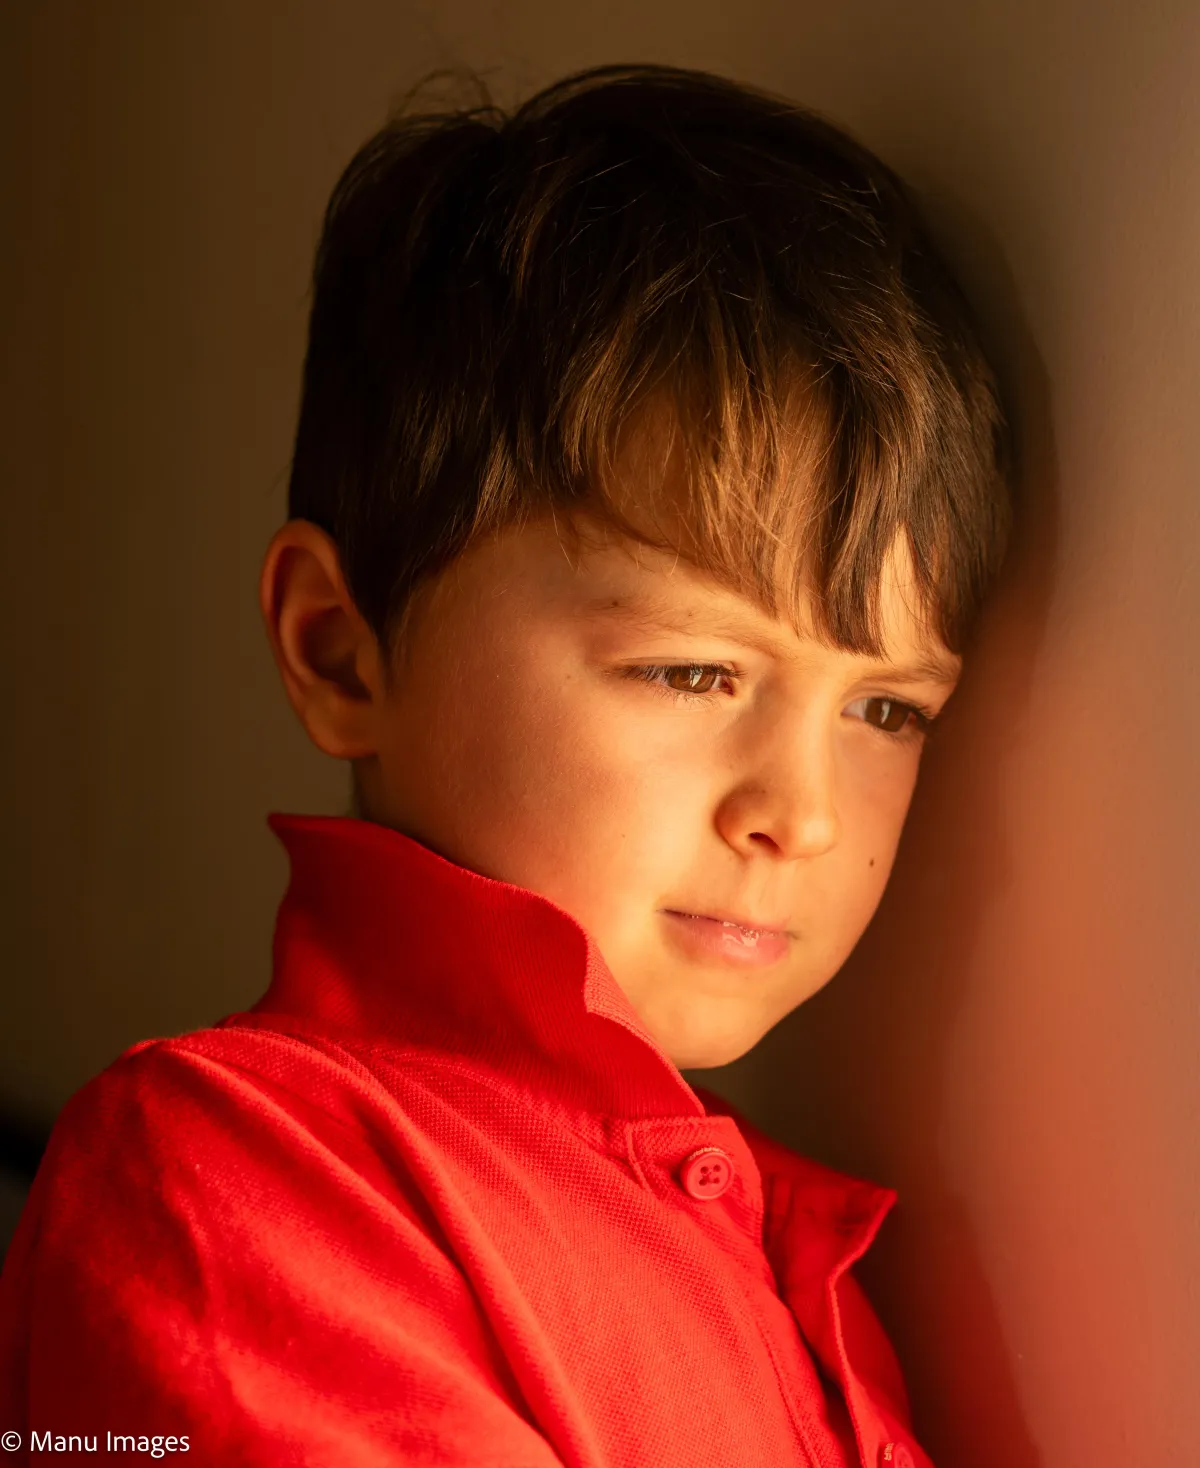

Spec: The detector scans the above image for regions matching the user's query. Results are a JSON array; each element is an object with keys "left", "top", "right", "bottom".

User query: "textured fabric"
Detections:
[{"left": 0, "top": 814, "right": 932, "bottom": 1468}]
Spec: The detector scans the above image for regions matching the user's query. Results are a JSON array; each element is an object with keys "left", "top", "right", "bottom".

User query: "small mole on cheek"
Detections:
[{"left": 869, "top": 858, "right": 875, "bottom": 867}]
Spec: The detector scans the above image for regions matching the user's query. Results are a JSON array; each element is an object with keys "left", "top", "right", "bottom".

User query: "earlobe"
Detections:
[{"left": 258, "top": 520, "right": 383, "bottom": 760}]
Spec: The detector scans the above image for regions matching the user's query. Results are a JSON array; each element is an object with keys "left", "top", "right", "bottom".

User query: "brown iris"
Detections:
[
  {"left": 661, "top": 665, "right": 723, "bottom": 694},
  {"left": 864, "top": 697, "right": 911, "bottom": 733}
]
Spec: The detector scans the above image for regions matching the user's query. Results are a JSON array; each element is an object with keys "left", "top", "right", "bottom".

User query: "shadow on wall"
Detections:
[
  {"left": 695, "top": 188, "right": 1059, "bottom": 1468},
  {"left": 0, "top": 1113, "right": 47, "bottom": 1261}
]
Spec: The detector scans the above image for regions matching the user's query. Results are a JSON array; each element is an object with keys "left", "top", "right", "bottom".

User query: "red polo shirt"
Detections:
[{"left": 0, "top": 814, "right": 931, "bottom": 1467}]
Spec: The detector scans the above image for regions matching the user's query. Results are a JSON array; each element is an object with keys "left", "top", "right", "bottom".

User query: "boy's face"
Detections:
[{"left": 325, "top": 513, "right": 960, "bottom": 1071}]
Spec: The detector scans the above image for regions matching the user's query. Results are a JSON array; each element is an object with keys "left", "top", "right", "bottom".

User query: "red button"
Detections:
[
  {"left": 679, "top": 1148, "right": 734, "bottom": 1199},
  {"left": 879, "top": 1444, "right": 916, "bottom": 1468}
]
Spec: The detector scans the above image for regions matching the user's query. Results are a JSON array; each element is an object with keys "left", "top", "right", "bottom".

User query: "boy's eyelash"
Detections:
[
  {"left": 887, "top": 699, "right": 938, "bottom": 738},
  {"left": 623, "top": 662, "right": 740, "bottom": 702},
  {"left": 851, "top": 695, "right": 940, "bottom": 741},
  {"left": 622, "top": 662, "right": 940, "bottom": 739}
]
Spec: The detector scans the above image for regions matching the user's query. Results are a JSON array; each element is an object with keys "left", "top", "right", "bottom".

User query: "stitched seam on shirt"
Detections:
[
  {"left": 118, "top": 1029, "right": 410, "bottom": 1128},
  {"left": 348, "top": 1047, "right": 650, "bottom": 1155},
  {"left": 736, "top": 1267, "right": 824, "bottom": 1468},
  {"left": 207, "top": 1027, "right": 706, "bottom": 1194},
  {"left": 205, "top": 1024, "right": 647, "bottom": 1186},
  {"left": 112, "top": 1037, "right": 466, "bottom": 1235},
  {"left": 222, "top": 1018, "right": 709, "bottom": 1147},
  {"left": 620, "top": 1119, "right": 653, "bottom": 1193}
]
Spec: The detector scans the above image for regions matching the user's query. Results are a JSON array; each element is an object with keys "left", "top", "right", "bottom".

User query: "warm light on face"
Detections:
[{"left": 356, "top": 516, "right": 961, "bottom": 1068}]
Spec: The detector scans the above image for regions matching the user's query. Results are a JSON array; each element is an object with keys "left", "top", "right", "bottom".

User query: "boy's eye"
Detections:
[
  {"left": 624, "top": 663, "right": 737, "bottom": 699},
  {"left": 658, "top": 664, "right": 726, "bottom": 695},
  {"left": 625, "top": 666, "right": 938, "bottom": 736},
  {"left": 846, "top": 695, "right": 935, "bottom": 738}
]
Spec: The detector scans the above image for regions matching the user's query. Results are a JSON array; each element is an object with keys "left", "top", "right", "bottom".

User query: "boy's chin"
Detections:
[
  {"left": 663, "top": 1021, "right": 766, "bottom": 1072},
  {"left": 671, "top": 1045, "right": 754, "bottom": 1071}
]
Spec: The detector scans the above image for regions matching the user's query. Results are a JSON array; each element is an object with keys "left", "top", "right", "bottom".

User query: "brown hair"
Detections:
[{"left": 287, "top": 64, "right": 1011, "bottom": 661}]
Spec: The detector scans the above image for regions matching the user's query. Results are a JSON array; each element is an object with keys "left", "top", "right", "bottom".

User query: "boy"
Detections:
[{"left": 0, "top": 64, "right": 1009, "bottom": 1467}]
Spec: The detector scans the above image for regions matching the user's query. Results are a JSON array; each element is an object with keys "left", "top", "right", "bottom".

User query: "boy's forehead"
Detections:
[
  {"left": 554, "top": 515, "right": 961, "bottom": 684},
  {"left": 535, "top": 387, "right": 958, "bottom": 680}
]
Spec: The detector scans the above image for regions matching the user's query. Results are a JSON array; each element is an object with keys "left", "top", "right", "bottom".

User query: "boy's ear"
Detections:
[{"left": 258, "top": 520, "right": 386, "bottom": 760}]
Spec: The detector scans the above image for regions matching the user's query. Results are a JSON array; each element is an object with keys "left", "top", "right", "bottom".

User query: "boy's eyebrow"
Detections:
[
  {"left": 581, "top": 593, "right": 962, "bottom": 685},
  {"left": 854, "top": 653, "right": 963, "bottom": 686}
]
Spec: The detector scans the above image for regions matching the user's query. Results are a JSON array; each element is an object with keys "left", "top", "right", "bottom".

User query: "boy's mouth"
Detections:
[
  {"left": 665, "top": 908, "right": 791, "bottom": 938},
  {"left": 660, "top": 909, "right": 793, "bottom": 965}
]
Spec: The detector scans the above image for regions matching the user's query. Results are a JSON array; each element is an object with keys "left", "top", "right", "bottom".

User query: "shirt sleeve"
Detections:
[{"left": 0, "top": 1035, "right": 564, "bottom": 1468}]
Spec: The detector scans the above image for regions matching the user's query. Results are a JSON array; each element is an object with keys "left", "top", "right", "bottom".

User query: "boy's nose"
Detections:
[{"left": 714, "top": 773, "right": 841, "bottom": 862}]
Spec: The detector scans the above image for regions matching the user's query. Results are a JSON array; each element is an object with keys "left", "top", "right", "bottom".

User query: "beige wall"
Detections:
[{"left": 4, "top": 2, "right": 1198, "bottom": 1462}]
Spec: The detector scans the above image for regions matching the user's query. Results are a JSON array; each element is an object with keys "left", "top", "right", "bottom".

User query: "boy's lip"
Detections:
[
  {"left": 660, "top": 909, "right": 793, "bottom": 966},
  {"left": 662, "top": 907, "right": 795, "bottom": 938}
]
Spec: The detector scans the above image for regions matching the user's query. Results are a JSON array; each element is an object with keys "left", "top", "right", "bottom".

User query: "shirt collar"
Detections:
[
  {"left": 253, "top": 812, "right": 704, "bottom": 1120},
  {"left": 250, "top": 812, "right": 897, "bottom": 1252}
]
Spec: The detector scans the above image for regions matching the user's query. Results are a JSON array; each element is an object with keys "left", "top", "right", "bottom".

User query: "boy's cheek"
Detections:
[{"left": 788, "top": 839, "right": 904, "bottom": 973}]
